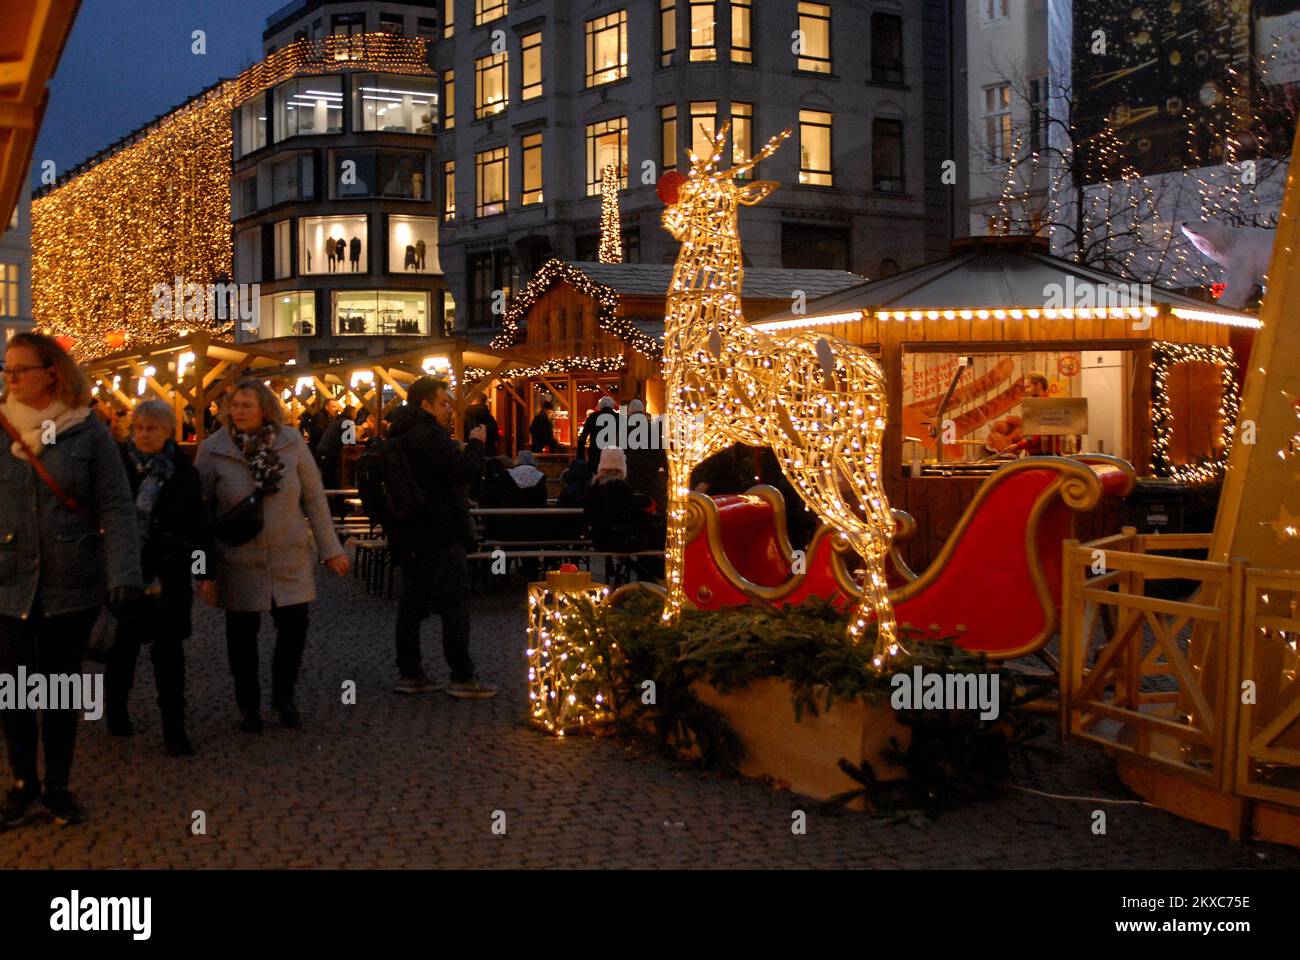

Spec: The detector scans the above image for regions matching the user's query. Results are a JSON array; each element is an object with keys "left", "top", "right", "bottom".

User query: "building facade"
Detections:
[
  {"left": 963, "top": 0, "right": 1050, "bottom": 238},
  {"left": 263, "top": 0, "right": 959, "bottom": 335},
  {"left": 0, "top": 177, "right": 33, "bottom": 343}
]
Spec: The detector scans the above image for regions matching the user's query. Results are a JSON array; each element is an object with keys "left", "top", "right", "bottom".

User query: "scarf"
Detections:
[
  {"left": 508, "top": 464, "right": 546, "bottom": 489},
  {"left": 1, "top": 397, "right": 90, "bottom": 461},
  {"left": 127, "top": 437, "right": 176, "bottom": 530},
  {"left": 231, "top": 423, "right": 286, "bottom": 494}
]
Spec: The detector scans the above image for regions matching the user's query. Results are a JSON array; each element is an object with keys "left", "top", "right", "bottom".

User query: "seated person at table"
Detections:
[
  {"left": 584, "top": 448, "right": 655, "bottom": 553},
  {"left": 529, "top": 401, "right": 561, "bottom": 453},
  {"left": 507, "top": 451, "right": 548, "bottom": 509},
  {"left": 556, "top": 458, "right": 592, "bottom": 508}
]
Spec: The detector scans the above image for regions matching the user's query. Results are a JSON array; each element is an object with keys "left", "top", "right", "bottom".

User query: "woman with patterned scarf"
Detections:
[
  {"left": 195, "top": 379, "right": 349, "bottom": 733},
  {"left": 105, "top": 400, "right": 212, "bottom": 756}
]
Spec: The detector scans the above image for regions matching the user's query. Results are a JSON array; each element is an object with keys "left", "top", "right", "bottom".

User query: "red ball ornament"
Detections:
[
  {"left": 558, "top": 563, "right": 579, "bottom": 573},
  {"left": 657, "top": 170, "right": 687, "bottom": 206},
  {"left": 53, "top": 335, "right": 77, "bottom": 353}
]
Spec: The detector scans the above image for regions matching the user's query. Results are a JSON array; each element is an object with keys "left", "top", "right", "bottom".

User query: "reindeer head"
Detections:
[{"left": 661, "top": 123, "right": 790, "bottom": 242}]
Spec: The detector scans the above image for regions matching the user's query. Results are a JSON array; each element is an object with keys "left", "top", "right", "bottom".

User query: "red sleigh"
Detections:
[{"left": 679, "top": 455, "right": 1136, "bottom": 661}]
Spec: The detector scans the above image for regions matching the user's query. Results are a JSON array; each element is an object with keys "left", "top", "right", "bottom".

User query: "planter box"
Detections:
[{"left": 693, "top": 678, "right": 910, "bottom": 811}]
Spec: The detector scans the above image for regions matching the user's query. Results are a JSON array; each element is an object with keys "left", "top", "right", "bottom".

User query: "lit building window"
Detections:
[
  {"left": 796, "top": 2, "right": 831, "bottom": 73},
  {"left": 443, "top": 161, "right": 456, "bottom": 220},
  {"left": 872, "top": 117, "right": 904, "bottom": 192},
  {"left": 276, "top": 77, "right": 343, "bottom": 139},
  {"left": 586, "top": 11, "right": 628, "bottom": 87},
  {"left": 586, "top": 117, "right": 628, "bottom": 195},
  {"left": 256, "top": 291, "right": 316, "bottom": 338},
  {"left": 871, "top": 13, "right": 903, "bottom": 83},
  {"left": 354, "top": 74, "right": 437, "bottom": 133},
  {"left": 521, "top": 32, "right": 543, "bottom": 99},
  {"left": 661, "top": 104, "right": 678, "bottom": 172},
  {"left": 660, "top": 0, "right": 677, "bottom": 66},
  {"left": 443, "top": 71, "right": 456, "bottom": 129},
  {"left": 521, "top": 132, "right": 543, "bottom": 205},
  {"left": 476, "top": 0, "right": 507, "bottom": 27},
  {"left": 235, "top": 93, "right": 268, "bottom": 157},
  {"left": 335, "top": 290, "right": 428, "bottom": 336},
  {"left": 731, "top": 0, "right": 752, "bottom": 63},
  {"left": 475, "top": 52, "right": 509, "bottom": 118},
  {"left": 689, "top": 1, "right": 716, "bottom": 61},
  {"left": 0, "top": 263, "right": 19, "bottom": 318},
  {"left": 444, "top": 0, "right": 455, "bottom": 37},
  {"left": 984, "top": 83, "right": 1012, "bottom": 162},
  {"left": 476, "top": 146, "right": 509, "bottom": 217},
  {"left": 690, "top": 101, "right": 717, "bottom": 160},
  {"left": 732, "top": 101, "right": 753, "bottom": 177},
  {"left": 388, "top": 215, "right": 441, "bottom": 273},
  {"left": 300, "top": 214, "right": 368, "bottom": 275},
  {"left": 798, "top": 109, "right": 832, "bottom": 185}
]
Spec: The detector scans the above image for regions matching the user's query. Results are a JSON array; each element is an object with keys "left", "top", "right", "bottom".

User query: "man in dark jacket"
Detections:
[
  {"left": 300, "top": 397, "right": 339, "bottom": 455},
  {"left": 464, "top": 400, "right": 499, "bottom": 458},
  {"left": 388, "top": 376, "right": 495, "bottom": 699},
  {"left": 529, "top": 400, "right": 560, "bottom": 453},
  {"left": 577, "top": 396, "right": 618, "bottom": 471}
]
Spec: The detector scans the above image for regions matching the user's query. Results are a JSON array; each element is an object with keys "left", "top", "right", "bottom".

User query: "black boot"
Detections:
[{"left": 161, "top": 712, "right": 194, "bottom": 756}]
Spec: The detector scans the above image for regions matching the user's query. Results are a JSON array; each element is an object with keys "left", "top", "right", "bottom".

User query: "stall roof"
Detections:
[{"left": 752, "top": 237, "right": 1261, "bottom": 331}]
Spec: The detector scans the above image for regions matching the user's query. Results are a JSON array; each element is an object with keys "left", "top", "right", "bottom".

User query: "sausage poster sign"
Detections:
[{"left": 902, "top": 352, "right": 1082, "bottom": 459}]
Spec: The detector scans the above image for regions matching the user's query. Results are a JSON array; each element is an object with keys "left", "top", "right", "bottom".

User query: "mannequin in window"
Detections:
[
  {"left": 349, "top": 236, "right": 361, "bottom": 272},
  {"left": 416, "top": 238, "right": 427, "bottom": 270},
  {"left": 335, "top": 237, "right": 346, "bottom": 272},
  {"left": 405, "top": 244, "right": 418, "bottom": 270},
  {"left": 326, "top": 239, "right": 336, "bottom": 273}
]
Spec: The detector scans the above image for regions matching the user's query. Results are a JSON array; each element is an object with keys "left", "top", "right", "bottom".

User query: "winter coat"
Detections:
[
  {"left": 386, "top": 404, "right": 485, "bottom": 556},
  {"left": 583, "top": 479, "right": 652, "bottom": 553},
  {"left": 195, "top": 424, "right": 343, "bottom": 612},
  {"left": 0, "top": 413, "right": 143, "bottom": 619},
  {"left": 577, "top": 409, "right": 618, "bottom": 469},
  {"left": 118, "top": 443, "right": 212, "bottom": 640},
  {"left": 464, "top": 403, "right": 499, "bottom": 458},
  {"left": 529, "top": 412, "right": 558, "bottom": 453}
]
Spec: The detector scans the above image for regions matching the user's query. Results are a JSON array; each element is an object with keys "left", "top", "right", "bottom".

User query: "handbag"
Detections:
[
  {"left": 0, "top": 408, "right": 94, "bottom": 523},
  {"left": 213, "top": 489, "right": 264, "bottom": 545},
  {"left": 85, "top": 606, "right": 119, "bottom": 663}
]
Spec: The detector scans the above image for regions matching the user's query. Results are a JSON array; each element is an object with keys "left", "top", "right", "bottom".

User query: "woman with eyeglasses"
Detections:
[
  {"left": 195, "top": 378, "right": 349, "bottom": 732},
  {"left": 0, "top": 333, "right": 143, "bottom": 829}
]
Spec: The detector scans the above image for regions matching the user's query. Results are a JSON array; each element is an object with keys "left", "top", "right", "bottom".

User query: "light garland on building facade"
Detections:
[
  {"left": 1150, "top": 341, "right": 1241, "bottom": 483},
  {"left": 31, "top": 34, "right": 434, "bottom": 360}
]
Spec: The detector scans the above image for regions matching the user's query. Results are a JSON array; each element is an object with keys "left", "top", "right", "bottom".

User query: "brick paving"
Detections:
[{"left": 2, "top": 568, "right": 1298, "bottom": 869}]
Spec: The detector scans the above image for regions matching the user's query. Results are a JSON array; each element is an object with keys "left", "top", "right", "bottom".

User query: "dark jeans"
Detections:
[
  {"left": 224, "top": 603, "right": 309, "bottom": 714},
  {"left": 395, "top": 546, "right": 474, "bottom": 683},
  {"left": 0, "top": 603, "right": 98, "bottom": 791},
  {"left": 105, "top": 620, "right": 186, "bottom": 733}
]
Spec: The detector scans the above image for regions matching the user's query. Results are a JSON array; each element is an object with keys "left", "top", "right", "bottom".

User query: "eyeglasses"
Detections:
[{"left": 2, "top": 363, "right": 52, "bottom": 379}]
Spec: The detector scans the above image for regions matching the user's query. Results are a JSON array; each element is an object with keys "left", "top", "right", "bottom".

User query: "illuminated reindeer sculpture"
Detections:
[{"left": 659, "top": 123, "right": 898, "bottom": 662}]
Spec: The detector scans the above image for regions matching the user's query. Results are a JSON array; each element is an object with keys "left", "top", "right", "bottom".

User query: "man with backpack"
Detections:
[{"left": 380, "top": 376, "right": 495, "bottom": 698}]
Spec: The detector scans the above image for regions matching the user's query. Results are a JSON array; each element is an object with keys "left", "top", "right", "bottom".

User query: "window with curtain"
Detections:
[
  {"left": 798, "top": 109, "right": 832, "bottom": 185},
  {"left": 661, "top": 104, "right": 678, "bottom": 172},
  {"left": 475, "top": 52, "right": 509, "bottom": 118},
  {"left": 521, "top": 32, "right": 543, "bottom": 100},
  {"left": 731, "top": 0, "right": 752, "bottom": 63},
  {"left": 476, "top": 146, "right": 509, "bottom": 216},
  {"left": 521, "top": 133, "right": 543, "bottom": 204},
  {"left": 796, "top": 2, "right": 831, "bottom": 73},
  {"left": 586, "top": 11, "right": 628, "bottom": 86},
  {"left": 689, "top": 1, "right": 716, "bottom": 61}
]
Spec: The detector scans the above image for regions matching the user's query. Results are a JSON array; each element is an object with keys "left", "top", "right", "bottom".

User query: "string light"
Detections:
[
  {"left": 659, "top": 123, "right": 898, "bottom": 663},
  {"left": 1149, "top": 341, "right": 1241, "bottom": 484},
  {"left": 525, "top": 571, "right": 615, "bottom": 736},
  {"left": 597, "top": 164, "right": 623, "bottom": 264},
  {"left": 490, "top": 259, "right": 662, "bottom": 359}
]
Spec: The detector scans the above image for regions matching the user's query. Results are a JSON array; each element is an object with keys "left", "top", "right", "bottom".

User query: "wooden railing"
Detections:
[{"left": 1061, "top": 528, "right": 1300, "bottom": 823}]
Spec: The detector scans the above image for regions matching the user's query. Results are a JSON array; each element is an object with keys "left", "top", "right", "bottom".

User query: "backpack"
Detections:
[{"left": 356, "top": 437, "right": 425, "bottom": 527}]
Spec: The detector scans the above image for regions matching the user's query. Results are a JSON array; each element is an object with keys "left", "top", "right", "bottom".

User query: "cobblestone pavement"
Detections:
[{"left": 2, "top": 568, "right": 1298, "bottom": 870}]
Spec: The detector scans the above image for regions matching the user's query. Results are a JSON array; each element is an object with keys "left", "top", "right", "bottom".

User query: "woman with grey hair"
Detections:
[
  {"left": 195, "top": 378, "right": 349, "bottom": 732},
  {"left": 106, "top": 399, "right": 212, "bottom": 755}
]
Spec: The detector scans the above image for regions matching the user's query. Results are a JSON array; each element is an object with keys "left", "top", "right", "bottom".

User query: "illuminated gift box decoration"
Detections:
[{"left": 526, "top": 570, "right": 616, "bottom": 736}]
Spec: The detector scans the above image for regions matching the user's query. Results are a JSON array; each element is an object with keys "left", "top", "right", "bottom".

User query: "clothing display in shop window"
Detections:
[
  {"left": 349, "top": 236, "right": 361, "bottom": 271},
  {"left": 326, "top": 241, "right": 336, "bottom": 272},
  {"left": 405, "top": 245, "right": 418, "bottom": 270},
  {"left": 335, "top": 238, "right": 346, "bottom": 272},
  {"left": 416, "top": 239, "right": 427, "bottom": 270}
]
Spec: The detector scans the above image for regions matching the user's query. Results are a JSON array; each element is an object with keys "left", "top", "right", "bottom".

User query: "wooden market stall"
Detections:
[
  {"left": 488, "top": 258, "right": 865, "bottom": 457},
  {"left": 752, "top": 236, "right": 1262, "bottom": 570}
]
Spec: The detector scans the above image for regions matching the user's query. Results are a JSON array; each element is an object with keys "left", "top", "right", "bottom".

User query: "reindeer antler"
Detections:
[
  {"left": 686, "top": 121, "right": 734, "bottom": 175},
  {"left": 723, "top": 128, "right": 792, "bottom": 178}
]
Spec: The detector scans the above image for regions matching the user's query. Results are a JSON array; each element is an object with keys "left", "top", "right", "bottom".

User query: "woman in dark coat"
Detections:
[
  {"left": 0, "top": 333, "right": 142, "bottom": 828},
  {"left": 105, "top": 400, "right": 212, "bottom": 756}
]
